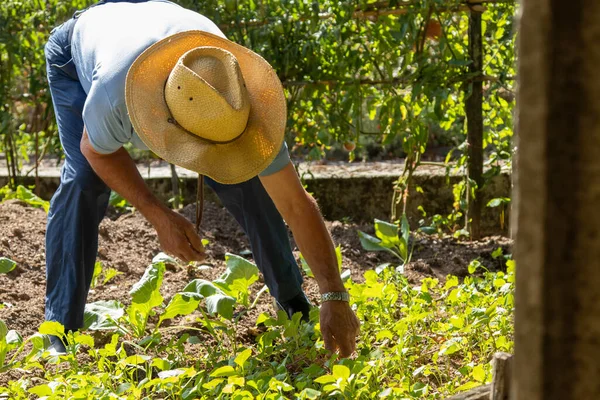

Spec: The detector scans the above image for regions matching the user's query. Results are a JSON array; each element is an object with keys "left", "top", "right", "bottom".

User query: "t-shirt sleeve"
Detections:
[
  {"left": 259, "top": 141, "right": 291, "bottom": 177},
  {"left": 82, "top": 83, "right": 131, "bottom": 154}
]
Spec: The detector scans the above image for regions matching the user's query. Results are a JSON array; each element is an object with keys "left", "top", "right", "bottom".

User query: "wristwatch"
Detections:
[{"left": 321, "top": 291, "right": 350, "bottom": 302}]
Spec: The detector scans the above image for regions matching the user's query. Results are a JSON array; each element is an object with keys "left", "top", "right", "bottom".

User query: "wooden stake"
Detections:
[{"left": 490, "top": 352, "right": 513, "bottom": 400}]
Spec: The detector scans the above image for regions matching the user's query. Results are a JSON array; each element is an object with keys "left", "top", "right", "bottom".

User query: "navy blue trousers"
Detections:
[{"left": 44, "top": 17, "right": 302, "bottom": 331}]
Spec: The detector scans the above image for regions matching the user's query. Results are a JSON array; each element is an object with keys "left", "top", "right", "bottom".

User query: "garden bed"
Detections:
[
  {"left": 0, "top": 200, "right": 510, "bottom": 340},
  {"left": 0, "top": 200, "right": 514, "bottom": 398}
]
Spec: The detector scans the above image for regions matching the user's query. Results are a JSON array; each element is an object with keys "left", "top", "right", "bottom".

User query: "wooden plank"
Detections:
[
  {"left": 491, "top": 352, "right": 513, "bottom": 400},
  {"left": 444, "top": 384, "right": 491, "bottom": 400}
]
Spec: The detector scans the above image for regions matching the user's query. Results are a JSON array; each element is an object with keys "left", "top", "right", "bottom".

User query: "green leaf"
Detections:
[
  {"left": 299, "top": 253, "right": 314, "bottom": 278},
  {"left": 314, "top": 374, "right": 336, "bottom": 384},
  {"left": 438, "top": 338, "right": 461, "bottom": 356},
  {"left": 449, "top": 315, "right": 464, "bottom": 329},
  {"left": 491, "top": 247, "right": 503, "bottom": 259},
  {"left": 152, "top": 252, "right": 178, "bottom": 265},
  {"left": 90, "top": 261, "right": 103, "bottom": 288},
  {"left": 374, "top": 219, "right": 399, "bottom": 241},
  {"left": 210, "top": 365, "right": 237, "bottom": 377},
  {"left": 472, "top": 364, "right": 486, "bottom": 382},
  {"left": 234, "top": 348, "right": 252, "bottom": 368},
  {"left": 6, "top": 330, "right": 22, "bottom": 346},
  {"left": 102, "top": 267, "right": 122, "bottom": 285},
  {"left": 159, "top": 293, "right": 201, "bottom": 324},
  {"left": 400, "top": 214, "right": 410, "bottom": 246},
  {"left": 332, "top": 364, "right": 350, "bottom": 380},
  {"left": 335, "top": 245, "right": 343, "bottom": 271},
  {"left": 358, "top": 231, "right": 386, "bottom": 252},
  {"left": 152, "top": 358, "right": 171, "bottom": 371},
  {"left": 0, "top": 257, "right": 16, "bottom": 274},
  {"left": 28, "top": 384, "right": 53, "bottom": 397},
  {"left": 214, "top": 254, "right": 259, "bottom": 303},
  {"left": 130, "top": 262, "right": 165, "bottom": 306},
  {"left": 83, "top": 300, "right": 125, "bottom": 330},
  {"left": 123, "top": 354, "right": 150, "bottom": 365},
  {"left": 14, "top": 186, "right": 49, "bottom": 213},
  {"left": 203, "top": 378, "right": 224, "bottom": 389},
  {"left": 487, "top": 197, "right": 510, "bottom": 208},
  {"left": 0, "top": 320, "right": 7, "bottom": 340},
  {"left": 182, "top": 279, "right": 217, "bottom": 298},
  {"left": 205, "top": 293, "right": 236, "bottom": 320},
  {"left": 221, "top": 254, "right": 259, "bottom": 285},
  {"left": 468, "top": 260, "right": 482, "bottom": 274},
  {"left": 455, "top": 381, "right": 481, "bottom": 392},
  {"left": 184, "top": 279, "right": 236, "bottom": 319},
  {"left": 299, "top": 388, "right": 322, "bottom": 399},
  {"left": 74, "top": 333, "right": 94, "bottom": 348},
  {"left": 39, "top": 321, "right": 64, "bottom": 337},
  {"left": 419, "top": 226, "right": 436, "bottom": 235}
]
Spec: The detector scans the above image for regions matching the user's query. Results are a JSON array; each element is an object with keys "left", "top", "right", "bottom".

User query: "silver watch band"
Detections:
[{"left": 320, "top": 291, "right": 350, "bottom": 302}]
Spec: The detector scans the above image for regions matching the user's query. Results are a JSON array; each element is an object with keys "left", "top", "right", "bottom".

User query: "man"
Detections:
[{"left": 44, "top": 0, "right": 359, "bottom": 356}]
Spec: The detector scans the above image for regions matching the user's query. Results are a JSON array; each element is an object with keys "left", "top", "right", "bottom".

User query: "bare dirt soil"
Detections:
[{"left": 0, "top": 200, "right": 512, "bottom": 340}]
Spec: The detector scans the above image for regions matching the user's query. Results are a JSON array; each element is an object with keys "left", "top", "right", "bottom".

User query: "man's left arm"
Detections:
[{"left": 259, "top": 162, "right": 360, "bottom": 357}]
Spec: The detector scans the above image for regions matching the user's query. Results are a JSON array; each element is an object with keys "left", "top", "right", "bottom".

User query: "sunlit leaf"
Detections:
[
  {"left": 0, "top": 258, "right": 16, "bottom": 274},
  {"left": 83, "top": 300, "right": 125, "bottom": 330}
]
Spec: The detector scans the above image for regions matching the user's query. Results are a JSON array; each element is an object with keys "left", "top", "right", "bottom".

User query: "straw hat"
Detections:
[{"left": 125, "top": 30, "right": 286, "bottom": 184}]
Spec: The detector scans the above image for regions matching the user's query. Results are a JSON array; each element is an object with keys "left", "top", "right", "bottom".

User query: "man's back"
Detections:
[{"left": 71, "top": 0, "right": 225, "bottom": 153}]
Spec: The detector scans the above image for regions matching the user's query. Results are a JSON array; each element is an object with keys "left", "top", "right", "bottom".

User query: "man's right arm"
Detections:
[{"left": 80, "top": 128, "right": 205, "bottom": 262}]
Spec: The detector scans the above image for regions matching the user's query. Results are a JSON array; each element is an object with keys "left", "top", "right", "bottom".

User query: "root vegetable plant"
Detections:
[{"left": 0, "top": 245, "right": 514, "bottom": 399}]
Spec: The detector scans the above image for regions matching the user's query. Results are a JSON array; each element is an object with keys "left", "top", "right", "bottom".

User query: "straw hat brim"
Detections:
[{"left": 125, "top": 30, "right": 286, "bottom": 184}]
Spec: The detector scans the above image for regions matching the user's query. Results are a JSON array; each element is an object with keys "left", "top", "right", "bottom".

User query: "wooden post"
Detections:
[
  {"left": 514, "top": 0, "right": 600, "bottom": 398},
  {"left": 444, "top": 385, "right": 491, "bottom": 400},
  {"left": 442, "top": 352, "right": 513, "bottom": 400},
  {"left": 465, "top": 7, "right": 484, "bottom": 240},
  {"left": 490, "top": 352, "right": 512, "bottom": 400}
]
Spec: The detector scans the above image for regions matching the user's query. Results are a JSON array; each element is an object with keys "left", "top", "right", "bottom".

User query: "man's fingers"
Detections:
[
  {"left": 173, "top": 251, "right": 188, "bottom": 264},
  {"left": 184, "top": 224, "right": 206, "bottom": 254},
  {"left": 322, "top": 326, "right": 337, "bottom": 354},
  {"left": 336, "top": 333, "right": 354, "bottom": 358},
  {"left": 178, "top": 243, "right": 203, "bottom": 263}
]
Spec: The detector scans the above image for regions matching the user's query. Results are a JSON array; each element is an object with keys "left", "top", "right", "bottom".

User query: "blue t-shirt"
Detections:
[{"left": 71, "top": 0, "right": 289, "bottom": 176}]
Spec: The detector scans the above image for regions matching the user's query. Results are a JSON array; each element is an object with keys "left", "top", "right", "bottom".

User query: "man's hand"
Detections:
[
  {"left": 151, "top": 209, "right": 206, "bottom": 263},
  {"left": 320, "top": 301, "right": 360, "bottom": 357},
  {"left": 80, "top": 129, "right": 205, "bottom": 263}
]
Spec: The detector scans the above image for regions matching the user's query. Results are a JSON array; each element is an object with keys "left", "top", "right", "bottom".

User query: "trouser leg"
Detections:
[
  {"left": 204, "top": 176, "right": 303, "bottom": 302},
  {"left": 44, "top": 29, "right": 110, "bottom": 331}
]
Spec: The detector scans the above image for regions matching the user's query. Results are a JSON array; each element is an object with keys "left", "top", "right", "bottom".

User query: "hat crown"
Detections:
[{"left": 164, "top": 47, "right": 251, "bottom": 143}]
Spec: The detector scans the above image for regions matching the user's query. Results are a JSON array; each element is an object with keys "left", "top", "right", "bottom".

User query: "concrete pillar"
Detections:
[{"left": 513, "top": 0, "right": 600, "bottom": 399}]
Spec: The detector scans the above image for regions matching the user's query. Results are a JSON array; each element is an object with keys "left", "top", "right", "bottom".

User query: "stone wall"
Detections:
[{"left": 0, "top": 164, "right": 511, "bottom": 236}]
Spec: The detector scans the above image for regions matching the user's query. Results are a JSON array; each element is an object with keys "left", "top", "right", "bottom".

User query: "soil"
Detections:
[{"left": 0, "top": 200, "right": 512, "bottom": 389}]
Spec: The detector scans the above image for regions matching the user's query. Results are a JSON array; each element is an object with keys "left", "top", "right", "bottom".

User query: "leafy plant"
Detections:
[
  {"left": 0, "top": 251, "right": 515, "bottom": 399},
  {"left": 126, "top": 260, "right": 166, "bottom": 337},
  {"left": 358, "top": 215, "right": 414, "bottom": 270},
  {"left": 109, "top": 191, "right": 133, "bottom": 211},
  {"left": 213, "top": 253, "right": 260, "bottom": 308},
  {"left": 487, "top": 197, "right": 511, "bottom": 231},
  {"left": 0, "top": 185, "right": 49, "bottom": 212},
  {"left": 90, "top": 261, "right": 122, "bottom": 289}
]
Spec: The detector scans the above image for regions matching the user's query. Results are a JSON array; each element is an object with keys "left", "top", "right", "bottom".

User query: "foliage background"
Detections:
[{"left": 0, "top": 0, "right": 516, "bottom": 165}]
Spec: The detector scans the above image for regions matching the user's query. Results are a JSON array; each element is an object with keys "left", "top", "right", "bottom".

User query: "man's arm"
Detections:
[
  {"left": 81, "top": 128, "right": 205, "bottom": 262},
  {"left": 259, "top": 162, "right": 360, "bottom": 357}
]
